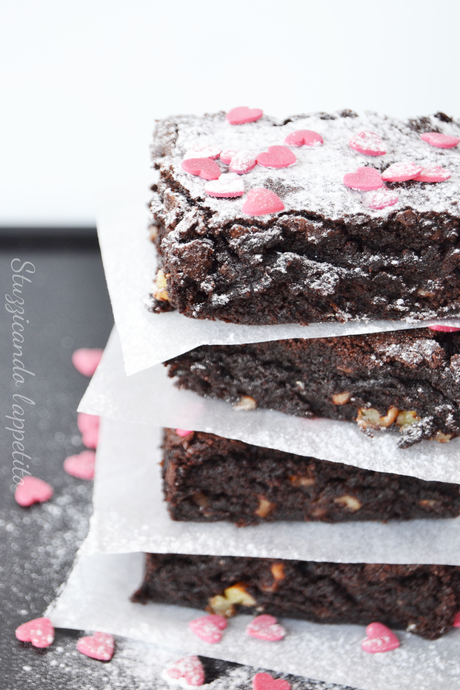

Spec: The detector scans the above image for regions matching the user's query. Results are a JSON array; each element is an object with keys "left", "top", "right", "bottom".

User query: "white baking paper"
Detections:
[
  {"left": 80, "top": 328, "right": 460, "bottom": 484},
  {"left": 97, "top": 178, "right": 460, "bottom": 375},
  {"left": 83, "top": 416, "right": 460, "bottom": 565},
  {"left": 47, "top": 547, "right": 460, "bottom": 690}
]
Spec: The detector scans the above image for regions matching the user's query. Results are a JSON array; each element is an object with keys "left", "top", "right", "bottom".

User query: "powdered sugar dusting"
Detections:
[
  {"left": 153, "top": 111, "right": 460, "bottom": 223},
  {"left": 363, "top": 188, "right": 399, "bottom": 210},
  {"left": 375, "top": 337, "right": 444, "bottom": 367}
]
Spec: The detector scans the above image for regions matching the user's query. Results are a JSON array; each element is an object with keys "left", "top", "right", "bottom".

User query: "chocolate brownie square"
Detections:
[
  {"left": 150, "top": 110, "right": 460, "bottom": 325},
  {"left": 132, "top": 553, "right": 460, "bottom": 640},
  {"left": 162, "top": 429, "right": 460, "bottom": 525},
  {"left": 165, "top": 327, "right": 460, "bottom": 448}
]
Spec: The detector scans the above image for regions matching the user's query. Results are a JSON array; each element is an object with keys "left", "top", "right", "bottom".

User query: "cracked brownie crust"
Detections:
[
  {"left": 165, "top": 328, "right": 460, "bottom": 447},
  {"left": 150, "top": 110, "right": 460, "bottom": 325},
  {"left": 162, "top": 429, "right": 460, "bottom": 525},
  {"left": 132, "top": 553, "right": 460, "bottom": 640}
]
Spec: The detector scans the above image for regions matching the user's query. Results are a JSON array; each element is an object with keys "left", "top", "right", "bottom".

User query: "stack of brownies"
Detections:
[{"left": 129, "top": 107, "right": 460, "bottom": 645}]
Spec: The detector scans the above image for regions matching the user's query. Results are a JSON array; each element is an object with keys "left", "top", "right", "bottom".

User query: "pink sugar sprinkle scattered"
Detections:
[
  {"left": 364, "top": 187, "right": 399, "bottom": 210},
  {"left": 421, "top": 132, "right": 460, "bottom": 149},
  {"left": 349, "top": 130, "right": 386, "bottom": 156},
  {"left": 227, "top": 107, "right": 263, "bottom": 125},
  {"left": 15, "top": 476, "right": 54, "bottom": 507},
  {"left": 414, "top": 165, "right": 452, "bottom": 183},
  {"left": 381, "top": 162, "right": 422, "bottom": 182}
]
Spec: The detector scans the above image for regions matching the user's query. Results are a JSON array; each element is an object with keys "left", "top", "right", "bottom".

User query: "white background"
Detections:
[{"left": 1, "top": 0, "right": 459, "bottom": 225}]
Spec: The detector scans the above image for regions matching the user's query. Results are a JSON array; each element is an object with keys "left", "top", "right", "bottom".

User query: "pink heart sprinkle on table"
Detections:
[
  {"left": 414, "top": 165, "right": 452, "bottom": 182},
  {"left": 421, "top": 132, "right": 460, "bottom": 149},
  {"left": 181, "top": 158, "right": 221, "bottom": 181},
  {"left": 227, "top": 107, "right": 263, "bottom": 125},
  {"left": 284, "top": 130, "right": 323, "bottom": 147},
  {"left": 364, "top": 187, "right": 399, "bottom": 210},
  {"left": 16, "top": 617, "right": 54, "bottom": 648},
  {"left": 205, "top": 173, "right": 245, "bottom": 198},
  {"left": 246, "top": 614, "right": 286, "bottom": 641},
  {"left": 15, "top": 476, "right": 53, "bottom": 507},
  {"left": 343, "top": 167, "right": 383, "bottom": 191},
  {"left": 229, "top": 151, "right": 257, "bottom": 174},
  {"left": 428, "top": 325, "right": 460, "bottom": 332},
  {"left": 361, "top": 622, "right": 400, "bottom": 653},
  {"left": 257, "top": 146, "right": 296, "bottom": 169},
  {"left": 242, "top": 188, "right": 284, "bottom": 216},
  {"left": 252, "top": 672, "right": 291, "bottom": 690},
  {"left": 165, "top": 655, "right": 205, "bottom": 687},
  {"left": 381, "top": 162, "right": 422, "bottom": 182},
  {"left": 77, "top": 632, "right": 115, "bottom": 661},
  {"left": 72, "top": 348, "right": 103, "bottom": 377},
  {"left": 64, "top": 450, "right": 96, "bottom": 480},
  {"left": 349, "top": 130, "right": 386, "bottom": 156},
  {"left": 77, "top": 412, "right": 100, "bottom": 449},
  {"left": 183, "top": 145, "right": 221, "bottom": 160},
  {"left": 77, "top": 412, "right": 100, "bottom": 433},
  {"left": 189, "top": 614, "right": 227, "bottom": 644},
  {"left": 453, "top": 611, "right": 460, "bottom": 627}
]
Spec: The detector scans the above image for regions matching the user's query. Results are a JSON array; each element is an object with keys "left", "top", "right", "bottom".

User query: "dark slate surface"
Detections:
[{"left": 0, "top": 233, "right": 351, "bottom": 690}]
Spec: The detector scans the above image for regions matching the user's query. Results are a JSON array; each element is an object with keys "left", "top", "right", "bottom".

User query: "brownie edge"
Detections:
[
  {"left": 132, "top": 553, "right": 460, "bottom": 640},
  {"left": 162, "top": 429, "right": 460, "bottom": 526},
  {"left": 150, "top": 110, "right": 460, "bottom": 326},
  {"left": 165, "top": 328, "right": 460, "bottom": 448}
]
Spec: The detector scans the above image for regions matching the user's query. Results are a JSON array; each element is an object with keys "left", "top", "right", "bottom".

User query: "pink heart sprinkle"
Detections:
[
  {"left": 165, "top": 656, "right": 205, "bottom": 687},
  {"left": 220, "top": 149, "right": 238, "bottom": 165},
  {"left": 181, "top": 158, "right": 221, "bottom": 181},
  {"left": 77, "top": 632, "right": 115, "bottom": 661},
  {"left": 189, "top": 614, "right": 227, "bottom": 644},
  {"left": 77, "top": 413, "right": 100, "bottom": 449},
  {"left": 205, "top": 173, "right": 245, "bottom": 198},
  {"left": 176, "top": 429, "right": 193, "bottom": 437},
  {"left": 15, "top": 476, "right": 53, "bottom": 507},
  {"left": 421, "top": 132, "right": 460, "bottom": 149},
  {"left": 343, "top": 167, "right": 383, "bottom": 191},
  {"left": 229, "top": 151, "right": 257, "bottom": 175},
  {"left": 428, "top": 325, "right": 460, "bottom": 332},
  {"left": 77, "top": 412, "right": 100, "bottom": 433},
  {"left": 381, "top": 162, "right": 422, "bottom": 182},
  {"left": 242, "top": 188, "right": 285, "bottom": 216},
  {"left": 64, "top": 450, "right": 96, "bottom": 480},
  {"left": 82, "top": 428, "right": 98, "bottom": 449},
  {"left": 16, "top": 617, "right": 54, "bottom": 648},
  {"left": 284, "top": 130, "right": 323, "bottom": 147},
  {"left": 72, "top": 348, "right": 103, "bottom": 377},
  {"left": 364, "top": 187, "right": 399, "bottom": 210},
  {"left": 257, "top": 146, "right": 296, "bottom": 169},
  {"left": 227, "top": 107, "right": 263, "bottom": 125},
  {"left": 183, "top": 145, "right": 221, "bottom": 160},
  {"left": 414, "top": 165, "right": 452, "bottom": 183},
  {"left": 349, "top": 130, "right": 386, "bottom": 156},
  {"left": 252, "top": 672, "right": 291, "bottom": 690},
  {"left": 246, "top": 614, "right": 286, "bottom": 642},
  {"left": 453, "top": 611, "right": 460, "bottom": 627},
  {"left": 361, "top": 622, "right": 400, "bottom": 653}
]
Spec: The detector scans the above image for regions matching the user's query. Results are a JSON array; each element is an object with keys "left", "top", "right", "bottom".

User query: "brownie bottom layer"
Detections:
[
  {"left": 163, "top": 429, "right": 460, "bottom": 526},
  {"left": 132, "top": 554, "right": 460, "bottom": 640}
]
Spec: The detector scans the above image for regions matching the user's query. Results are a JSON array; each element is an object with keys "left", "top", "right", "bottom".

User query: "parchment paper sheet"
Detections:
[
  {"left": 47, "top": 547, "right": 460, "bottom": 690},
  {"left": 97, "top": 179, "right": 460, "bottom": 375},
  {"left": 83, "top": 416, "right": 460, "bottom": 565},
  {"left": 80, "top": 328, "right": 460, "bottom": 484}
]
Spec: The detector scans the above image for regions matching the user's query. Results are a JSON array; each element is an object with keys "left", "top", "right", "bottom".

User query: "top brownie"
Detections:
[{"left": 150, "top": 109, "right": 460, "bottom": 325}]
